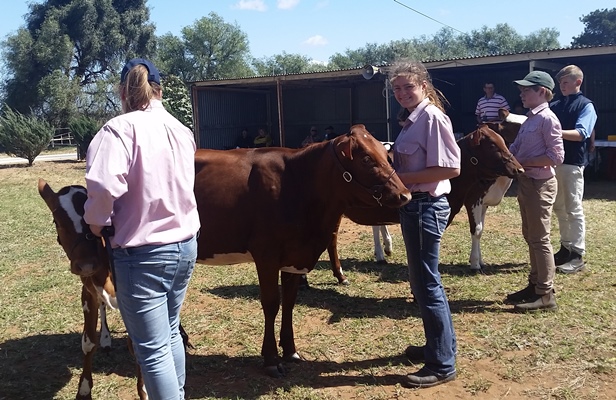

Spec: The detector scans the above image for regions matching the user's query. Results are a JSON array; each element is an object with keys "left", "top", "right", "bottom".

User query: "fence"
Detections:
[{"left": 49, "top": 128, "right": 75, "bottom": 148}]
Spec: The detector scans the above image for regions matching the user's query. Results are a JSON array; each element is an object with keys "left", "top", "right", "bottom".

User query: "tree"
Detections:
[
  {"left": 572, "top": 8, "right": 616, "bottom": 46},
  {"left": 327, "top": 25, "right": 560, "bottom": 68},
  {"left": 252, "top": 52, "right": 324, "bottom": 75},
  {"left": 161, "top": 75, "right": 193, "bottom": 130},
  {"left": 156, "top": 12, "right": 253, "bottom": 81},
  {"left": 0, "top": 107, "right": 54, "bottom": 166},
  {"left": 68, "top": 115, "right": 102, "bottom": 161},
  {"left": 0, "top": 0, "right": 156, "bottom": 124}
]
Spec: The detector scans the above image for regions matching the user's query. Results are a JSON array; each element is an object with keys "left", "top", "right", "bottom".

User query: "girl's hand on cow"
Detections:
[{"left": 89, "top": 224, "right": 103, "bottom": 237}]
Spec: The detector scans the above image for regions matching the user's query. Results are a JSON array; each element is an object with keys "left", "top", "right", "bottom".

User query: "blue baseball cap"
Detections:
[{"left": 120, "top": 58, "right": 161, "bottom": 85}]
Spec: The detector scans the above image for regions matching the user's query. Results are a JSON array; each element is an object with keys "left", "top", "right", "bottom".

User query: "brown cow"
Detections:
[
  {"left": 38, "top": 180, "right": 148, "bottom": 400},
  {"left": 193, "top": 124, "right": 411, "bottom": 377},
  {"left": 327, "top": 124, "right": 524, "bottom": 284}
]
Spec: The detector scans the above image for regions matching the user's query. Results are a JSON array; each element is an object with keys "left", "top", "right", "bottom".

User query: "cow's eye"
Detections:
[{"left": 362, "top": 155, "right": 372, "bottom": 164}]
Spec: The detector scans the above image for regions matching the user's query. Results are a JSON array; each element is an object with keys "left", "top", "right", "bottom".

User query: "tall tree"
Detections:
[
  {"left": 571, "top": 8, "right": 616, "bottom": 46},
  {"left": 252, "top": 52, "right": 323, "bottom": 75},
  {"left": 156, "top": 12, "right": 253, "bottom": 81},
  {"left": 0, "top": 0, "right": 155, "bottom": 124},
  {"left": 328, "top": 25, "right": 560, "bottom": 68}
]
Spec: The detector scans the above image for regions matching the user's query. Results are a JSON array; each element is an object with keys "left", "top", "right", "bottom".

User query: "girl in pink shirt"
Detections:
[{"left": 390, "top": 60, "right": 460, "bottom": 389}]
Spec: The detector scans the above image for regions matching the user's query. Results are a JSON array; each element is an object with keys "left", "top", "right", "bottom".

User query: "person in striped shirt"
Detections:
[{"left": 475, "top": 82, "right": 510, "bottom": 123}]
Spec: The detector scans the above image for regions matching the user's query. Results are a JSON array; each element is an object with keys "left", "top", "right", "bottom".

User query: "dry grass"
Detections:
[{"left": 1, "top": 160, "right": 615, "bottom": 400}]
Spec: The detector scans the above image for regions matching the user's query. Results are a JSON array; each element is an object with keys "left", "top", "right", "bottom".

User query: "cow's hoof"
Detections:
[
  {"left": 339, "top": 278, "right": 350, "bottom": 286},
  {"left": 376, "top": 259, "right": 388, "bottom": 265},
  {"left": 264, "top": 363, "right": 286, "bottom": 378},
  {"left": 283, "top": 352, "right": 302, "bottom": 363},
  {"left": 99, "top": 345, "right": 112, "bottom": 353},
  {"left": 385, "top": 249, "right": 392, "bottom": 256}
]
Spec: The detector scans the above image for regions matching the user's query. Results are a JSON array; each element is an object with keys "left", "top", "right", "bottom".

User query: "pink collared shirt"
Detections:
[
  {"left": 509, "top": 102, "right": 564, "bottom": 180},
  {"left": 84, "top": 99, "right": 200, "bottom": 248},
  {"left": 392, "top": 98, "right": 460, "bottom": 197}
]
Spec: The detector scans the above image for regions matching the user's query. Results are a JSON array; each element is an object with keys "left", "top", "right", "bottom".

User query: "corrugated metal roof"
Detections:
[{"left": 191, "top": 44, "right": 616, "bottom": 84}]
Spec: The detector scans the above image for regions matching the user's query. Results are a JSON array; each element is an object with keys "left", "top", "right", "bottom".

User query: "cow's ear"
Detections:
[
  {"left": 337, "top": 135, "right": 353, "bottom": 160},
  {"left": 471, "top": 128, "right": 483, "bottom": 146},
  {"left": 38, "top": 178, "right": 59, "bottom": 212}
]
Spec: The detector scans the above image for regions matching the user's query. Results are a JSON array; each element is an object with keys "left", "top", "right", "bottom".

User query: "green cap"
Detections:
[{"left": 513, "top": 71, "right": 554, "bottom": 91}]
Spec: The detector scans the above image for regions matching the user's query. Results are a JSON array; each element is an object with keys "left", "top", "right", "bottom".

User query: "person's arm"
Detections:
[
  {"left": 562, "top": 103, "right": 597, "bottom": 142},
  {"left": 589, "top": 129, "right": 596, "bottom": 153},
  {"left": 397, "top": 166, "right": 460, "bottom": 186},
  {"left": 84, "top": 124, "right": 130, "bottom": 235}
]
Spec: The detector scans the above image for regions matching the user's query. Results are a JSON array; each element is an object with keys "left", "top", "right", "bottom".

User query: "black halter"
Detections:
[{"left": 330, "top": 141, "right": 397, "bottom": 206}]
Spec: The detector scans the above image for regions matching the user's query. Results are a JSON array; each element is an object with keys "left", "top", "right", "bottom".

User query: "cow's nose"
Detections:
[{"left": 72, "top": 261, "right": 95, "bottom": 276}]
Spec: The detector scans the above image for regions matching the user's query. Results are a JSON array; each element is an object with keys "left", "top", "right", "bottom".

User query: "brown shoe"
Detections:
[
  {"left": 514, "top": 290, "right": 557, "bottom": 312},
  {"left": 404, "top": 345, "right": 425, "bottom": 362},
  {"left": 402, "top": 367, "right": 456, "bottom": 388},
  {"left": 505, "top": 283, "right": 535, "bottom": 304}
]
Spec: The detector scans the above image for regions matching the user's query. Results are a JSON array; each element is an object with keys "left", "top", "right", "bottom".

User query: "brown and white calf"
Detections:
[{"left": 38, "top": 179, "right": 148, "bottom": 400}]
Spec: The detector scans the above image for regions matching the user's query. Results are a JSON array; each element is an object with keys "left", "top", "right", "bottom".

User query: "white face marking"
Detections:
[{"left": 58, "top": 187, "right": 87, "bottom": 234}]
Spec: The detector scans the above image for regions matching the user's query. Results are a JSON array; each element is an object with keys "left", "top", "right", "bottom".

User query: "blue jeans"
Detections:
[
  {"left": 400, "top": 195, "right": 457, "bottom": 376},
  {"left": 113, "top": 235, "right": 197, "bottom": 400}
]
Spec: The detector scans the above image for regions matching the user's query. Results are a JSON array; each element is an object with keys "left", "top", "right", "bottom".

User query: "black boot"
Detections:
[
  {"left": 505, "top": 283, "right": 536, "bottom": 304},
  {"left": 554, "top": 245, "right": 571, "bottom": 266}
]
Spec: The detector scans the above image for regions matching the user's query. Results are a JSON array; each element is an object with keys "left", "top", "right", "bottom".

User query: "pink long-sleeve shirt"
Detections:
[
  {"left": 84, "top": 99, "right": 200, "bottom": 248},
  {"left": 509, "top": 102, "right": 564, "bottom": 180},
  {"left": 392, "top": 98, "right": 461, "bottom": 197}
]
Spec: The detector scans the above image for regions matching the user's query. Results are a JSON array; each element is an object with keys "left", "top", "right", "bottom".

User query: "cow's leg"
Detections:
[
  {"left": 327, "top": 216, "right": 348, "bottom": 285},
  {"left": 382, "top": 225, "right": 393, "bottom": 256},
  {"left": 256, "top": 267, "right": 284, "bottom": 377},
  {"left": 468, "top": 203, "right": 488, "bottom": 271},
  {"left": 98, "top": 304, "right": 111, "bottom": 351},
  {"left": 126, "top": 336, "right": 148, "bottom": 400},
  {"left": 280, "top": 271, "right": 301, "bottom": 363},
  {"left": 373, "top": 226, "right": 387, "bottom": 264},
  {"left": 77, "top": 285, "right": 99, "bottom": 400}
]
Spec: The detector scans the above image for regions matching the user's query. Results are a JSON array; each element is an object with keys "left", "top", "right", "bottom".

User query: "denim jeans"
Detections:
[
  {"left": 113, "top": 235, "right": 197, "bottom": 400},
  {"left": 399, "top": 195, "right": 457, "bottom": 376}
]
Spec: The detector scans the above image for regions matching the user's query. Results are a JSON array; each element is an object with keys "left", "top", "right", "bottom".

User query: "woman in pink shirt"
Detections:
[
  {"left": 84, "top": 58, "right": 200, "bottom": 400},
  {"left": 389, "top": 60, "right": 460, "bottom": 389}
]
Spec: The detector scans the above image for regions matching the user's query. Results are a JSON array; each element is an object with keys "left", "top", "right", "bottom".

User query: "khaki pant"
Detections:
[{"left": 516, "top": 175, "right": 557, "bottom": 295}]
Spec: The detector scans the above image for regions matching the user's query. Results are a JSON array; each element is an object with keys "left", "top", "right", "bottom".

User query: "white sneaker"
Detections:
[{"left": 556, "top": 258, "right": 585, "bottom": 274}]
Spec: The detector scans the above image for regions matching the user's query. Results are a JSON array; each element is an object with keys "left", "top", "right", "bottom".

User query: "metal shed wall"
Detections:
[
  {"left": 194, "top": 87, "right": 273, "bottom": 149},
  {"left": 191, "top": 46, "right": 616, "bottom": 148}
]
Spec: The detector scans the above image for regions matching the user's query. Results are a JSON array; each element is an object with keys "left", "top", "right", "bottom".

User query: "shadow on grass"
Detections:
[
  {"left": 0, "top": 332, "right": 139, "bottom": 400},
  {"left": 0, "top": 332, "right": 428, "bottom": 400}
]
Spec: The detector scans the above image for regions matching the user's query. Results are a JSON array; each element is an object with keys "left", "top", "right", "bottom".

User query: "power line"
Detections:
[{"left": 393, "top": 0, "right": 465, "bottom": 35}]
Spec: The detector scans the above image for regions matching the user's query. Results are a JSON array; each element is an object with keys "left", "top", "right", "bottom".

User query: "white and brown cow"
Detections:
[
  {"left": 193, "top": 124, "right": 411, "bottom": 377},
  {"left": 326, "top": 124, "right": 524, "bottom": 284},
  {"left": 38, "top": 180, "right": 148, "bottom": 400}
]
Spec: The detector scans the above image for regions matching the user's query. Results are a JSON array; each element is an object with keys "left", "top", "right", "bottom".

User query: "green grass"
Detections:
[{"left": 1, "top": 161, "right": 615, "bottom": 399}]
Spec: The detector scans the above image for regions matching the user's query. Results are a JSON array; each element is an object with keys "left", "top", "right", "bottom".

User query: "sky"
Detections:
[{"left": 0, "top": 0, "right": 614, "bottom": 64}]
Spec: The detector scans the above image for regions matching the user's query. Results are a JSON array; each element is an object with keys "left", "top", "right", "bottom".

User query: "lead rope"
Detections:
[{"left": 101, "top": 226, "right": 117, "bottom": 291}]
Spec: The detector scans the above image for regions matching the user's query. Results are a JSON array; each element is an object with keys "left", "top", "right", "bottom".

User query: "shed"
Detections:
[{"left": 190, "top": 45, "right": 616, "bottom": 150}]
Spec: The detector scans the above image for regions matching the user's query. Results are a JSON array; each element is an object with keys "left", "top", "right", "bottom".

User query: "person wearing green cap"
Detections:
[{"left": 506, "top": 70, "right": 564, "bottom": 312}]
